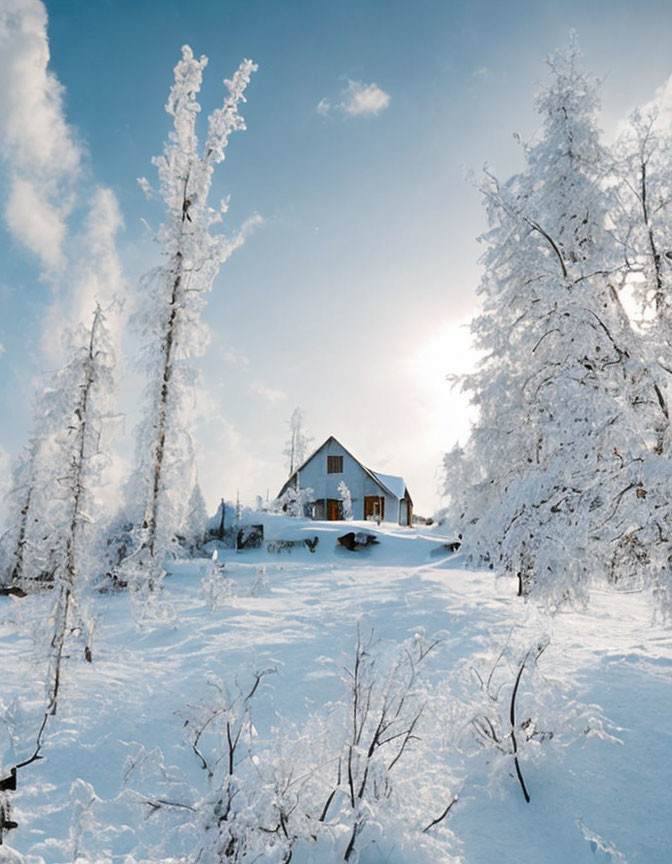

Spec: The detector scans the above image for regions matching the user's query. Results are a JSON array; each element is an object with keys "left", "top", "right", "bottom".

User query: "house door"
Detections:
[
  {"left": 364, "top": 495, "right": 384, "bottom": 521},
  {"left": 327, "top": 499, "right": 342, "bottom": 520}
]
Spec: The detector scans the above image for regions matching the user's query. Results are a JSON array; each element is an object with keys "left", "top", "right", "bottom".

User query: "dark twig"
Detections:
[
  {"left": 510, "top": 657, "right": 531, "bottom": 804},
  {"left": 422, "top": 795, "right": 458, "bottom": 833}
]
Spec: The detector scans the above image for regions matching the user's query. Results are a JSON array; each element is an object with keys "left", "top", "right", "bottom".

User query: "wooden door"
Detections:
[
  {"left": 327, "top": 499, "right": 342, "bottom": 520},
  {"left": 364, "top": 495, "right": 383, "bottom": 521}
]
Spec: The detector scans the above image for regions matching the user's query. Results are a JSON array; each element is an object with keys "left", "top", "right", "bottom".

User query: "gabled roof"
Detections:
[
  {"left": 370, "top": 471, "right": 406, "bottom": 501},
  {"left": 278, "top": 435, "right": 411, "bottom": 504}
]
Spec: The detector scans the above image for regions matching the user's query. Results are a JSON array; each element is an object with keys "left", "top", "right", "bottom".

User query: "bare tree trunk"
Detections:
[
  {"left": 142, "top": 170, "right": 193, "bottom": 561},
  {"left": 143, "top": 251, "right": 184, "bottom": 557},
  {"left": 7, "top": 481, "right": 33, "bottom": 588}
]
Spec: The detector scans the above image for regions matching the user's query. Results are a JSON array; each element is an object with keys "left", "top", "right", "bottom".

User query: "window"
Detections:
[{"left": 327, "top": 455, "right": 343, "bottom": 474}]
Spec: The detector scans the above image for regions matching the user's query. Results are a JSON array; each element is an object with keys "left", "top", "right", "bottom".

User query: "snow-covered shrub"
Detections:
[
  {"left": 200, "top": 550, "right": 233, "bottom": 612},
  {"left": 272, "top": 485, "right": 315, "bottom": 518},
  {"left": 241, "top": 630, "right": 459, "bottom": 863},
  {"left": 310, "top": 629, "right": 451, "bottom": 860},
  {"left": 457, "top": 637, "right": 551, "bottom": 802},
  {"left": 249, "top": 565, "right": 270, "bottom": 596},
  {"left": 184, "top": 670, "right": 286, "bottom": 863},
  {"left": 446, "top": 632, "right": 622, "bottom": 805},
  {"left": 124, "top": 632, "right": 460, "bottom": 864},
  {"left": 338, "top": 481, "right": 353, "bottom": 521}
]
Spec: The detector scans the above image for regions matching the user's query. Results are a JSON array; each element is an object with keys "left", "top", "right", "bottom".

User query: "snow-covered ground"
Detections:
[{"left": 1, "top": 517, "right": 671, "bottom": 863}]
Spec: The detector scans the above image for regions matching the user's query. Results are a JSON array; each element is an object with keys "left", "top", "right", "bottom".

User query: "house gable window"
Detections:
[{"left": 327, "top": 455, "right": 343, "bottom": 474}]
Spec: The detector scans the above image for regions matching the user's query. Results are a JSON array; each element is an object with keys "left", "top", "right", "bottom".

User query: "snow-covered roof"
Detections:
[
  {"left": 278, "top": 436, "right": 411, "bottom": 503},
  {"left": 370, "top": 471, "right": 407, "bottom": 501}
]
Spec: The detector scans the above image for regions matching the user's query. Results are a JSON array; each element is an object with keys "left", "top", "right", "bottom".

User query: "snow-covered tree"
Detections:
[
  {"left": 610, "top": 110, "right": 672, "bottom": 607},
  {"left": 283, "top": 407, "right": 312, "bottom": 476},
  {"left": 338, "top": 480, "right": 353, "bottom": 520},
  {"left": 612, "top": 110, "right": 672, "bottom": 446},
  {"left": 2, "top": 306, "right": 116, "bottom": 601},
  {"left": 274, "top": 484, "right": 315, "bottom": 518},
  {"left": 0, "top": 437, "right": 45, "bottom": 589},
  {"left": 42, "top": 305, "right": 117, "bottom": 675},
  {"left": 123, "top": 47, "right": 259, "bottom": 587},
  {"left": 179, "top": 482, "right": 208, "bottom": 553},
  {"left": 445, "top": 36, "right": 655, "bottom": 607},
  {"left": 614, "top": 109, "right": 672, "bottom": 331}
]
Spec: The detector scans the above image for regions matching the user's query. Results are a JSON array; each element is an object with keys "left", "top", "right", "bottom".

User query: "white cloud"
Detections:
[
  {"left": 41, "top": 185, "right": 126, "bottom": 362},
  {"left": 610, "top": 71, "right": 672, "bottom": 145},
  {"left": 317, "top": 79, "right": 391, "bottom": 118},
  {"left": 0, "top": 0, "right": 82, "bottom": 271},
  {"left": 223, "top": 346, "right": 250, "bottom": 366},
  {"left": 473, "top": 66, "right": 489, "bottom": 82},
  {"left": 631, "top": 73, "right": 672, "bottom": 132},
  {"left": 316, "top": 97, "right": 331, "bottom": 116},
  {"left": 4, "top": 174, "right": 67, "bottom": 269},
  {"left": 0, "top": 342, "right": 5, "bottom": 356},
  {"left": 249, "top": 380, "right": 287, "bottom": 403},
  {"left": 191, "top": 394, "right": 282, "bottom": 511},
  {"left": 340, "top": 80, "right": 390, "bottom": 117}
]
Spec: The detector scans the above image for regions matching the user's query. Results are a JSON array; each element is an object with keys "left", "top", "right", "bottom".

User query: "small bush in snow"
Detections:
[
  {"left": 338, "top": 481, "right": 353, "bottom": 521},
  {"left": 272, "top": 485, "right": 315, "bottom": 519},
  {"left": 200, "top": 550, "right": 233, "bottom": 612},
  {"left": 447, "top": 632, "right": 622, "bottom": 805}
]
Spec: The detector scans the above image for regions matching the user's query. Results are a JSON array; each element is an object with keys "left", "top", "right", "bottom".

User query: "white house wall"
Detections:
[{"left": 296, "top": 439, "right": 401, "bottom": 522}]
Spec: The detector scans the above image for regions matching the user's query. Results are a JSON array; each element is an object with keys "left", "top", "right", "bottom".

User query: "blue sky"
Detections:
[{"left": 2, "top": 0, "right": 672, "bottom": 516}]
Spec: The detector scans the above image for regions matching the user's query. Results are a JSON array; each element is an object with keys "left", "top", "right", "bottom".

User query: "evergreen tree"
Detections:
[
  {"left": 180, "top": 481, "right": 208, "bottom": 552},
  {"left": 446, "top": 37, "right": 653, "bottom": 607}
]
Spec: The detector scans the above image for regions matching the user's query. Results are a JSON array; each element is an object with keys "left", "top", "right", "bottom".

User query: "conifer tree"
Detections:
[{"left": 446, "top": 37, "right": 654, "bottom": 606}]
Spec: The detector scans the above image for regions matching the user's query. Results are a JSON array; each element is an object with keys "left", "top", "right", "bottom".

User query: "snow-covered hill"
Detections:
[{"left": 0, "top": 517, "right": 670, "bottom": 863}]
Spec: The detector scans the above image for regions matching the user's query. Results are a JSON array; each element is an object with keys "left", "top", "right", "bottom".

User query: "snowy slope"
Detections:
[{"left": 0, "top": 517, "right": 670, "bottom": 863}]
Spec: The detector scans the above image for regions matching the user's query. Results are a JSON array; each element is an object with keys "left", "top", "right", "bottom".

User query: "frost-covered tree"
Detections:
[
  {"left": 1, "top": 306, "right": 116, "bottom": 602},
  {"left": 43, "top": 305, "right": 117, "bottom": 674},
  {"left": 274, "top": 484, "right": 315, "bottom": 518},
  {"left": 179, "top": 482, "right": 208, "bottom": 552},
  {"left": 614, "top": 109, "right": 672, "bottom": 332},
  {"left": 123, "top": 47, "right": 258, "bottom": 587},
  {"left": 609, "top": 110, "right": 672, "bottom": 606},
  {"left": 283, "top": 407, "right": 312, "bottom": 476},
  {"left": 0, "top": 302, "right": 116, "bottom": 800},
  {"left": 0, "top": 437, "right": 45, "bottom": 589},
  {"left": 338, "top": 480, "right": 353, "bottom": 521},
  {"left": 612, "top": 110, "right": 672, "bottom": 446},
  {"left": 445, "top": 37, "right": 655, "bottom": 607}
]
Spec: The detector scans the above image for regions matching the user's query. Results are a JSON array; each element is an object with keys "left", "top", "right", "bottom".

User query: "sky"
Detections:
[{"left": 2, "top": 0, "right": 672, "bottom": 518}]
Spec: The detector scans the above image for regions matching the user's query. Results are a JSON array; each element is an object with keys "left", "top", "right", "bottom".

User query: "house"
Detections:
[{"left": 278, "top": 436, "right": 413, "bottom": 526}]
